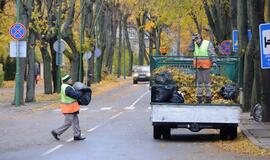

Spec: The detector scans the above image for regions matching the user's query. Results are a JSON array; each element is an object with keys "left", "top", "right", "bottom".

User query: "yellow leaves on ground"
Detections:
[
  {"left": 1, "top": 81, "right": 15, "bottom": 88},
  {"left": 214, "top": 132, "right": 270, "bottom": 156}
]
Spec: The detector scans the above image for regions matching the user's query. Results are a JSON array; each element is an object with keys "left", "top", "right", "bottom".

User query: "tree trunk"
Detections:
[
  {"left": 237, "top": 0, "right": 249, "bottom": 111},
  {"left": 40, "top": 41, "right": 53, "bottom": 94},
  {"left": 106, "top": 8, "right": 118, "bottom": 73},
  {"left": 238, "top": 0, "right": 249, "bottom": 55},
  {"left": 243, "top": 38, "right": 255, "bottom": 112},
  {"left": 117, "top": 14, "right": 122, "bottom": 78},
  {"left": 202, "top": 0, "right": 231, "bottom": 43},
  {"left": 155, "top": 27, "right": 161, "bottom": 55},
  {"left": 62, "top": 0, "right": 79, "bottom": 81},
  {"left": 95, "top": 0, "right": 106, "bottom": 82},
  {"left": 176, "top": 24, "right": 181, "bottom": 56},
  {"left": 267, "top": 0, "right": 270, "bottom": 22},
  {"left": 123, "top": 14, "right": 133, "bottom": 76},
  {"left": 136, "top": 11, "right": 147, "bottom": 66},
  {"left": 231, "top": 0, "right": 238, "bottom": 29},
  {"left": 25, "top": 29, "right": 36, "bottom": 102},
  {"left": 249, "top": 0, "right": 270, "bottom": 121},
  {"left": 84, "top": 0, "right": 94, "bottom": 85}
]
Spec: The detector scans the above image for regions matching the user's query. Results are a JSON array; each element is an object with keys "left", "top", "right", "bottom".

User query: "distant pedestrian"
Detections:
[
  {"left": 51, "top": 74, "right": 86, "bottom": 141},
  {"left": 34, "top": 62, "right": 40, "bottom": 84}
]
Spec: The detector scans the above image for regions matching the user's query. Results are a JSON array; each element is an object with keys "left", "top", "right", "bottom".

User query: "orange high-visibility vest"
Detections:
[{"left": 60, "top": 84, "right": 80, "bottom": 113}]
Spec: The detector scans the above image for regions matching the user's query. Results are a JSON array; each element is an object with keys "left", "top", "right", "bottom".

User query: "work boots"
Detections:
[
  {"left": 197, "top": 96, "right": 203, "bottom": 104},
  {"left": 205, "top": 96, "right": 212, "bottom": 104},
  {"left": 74, "top": 136, "right": 86, "bottom": 141}
]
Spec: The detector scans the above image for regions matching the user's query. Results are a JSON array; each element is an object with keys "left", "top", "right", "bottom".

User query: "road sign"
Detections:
[
  {"left": 9, "top": 23, "right": 27, "bottom": 40},
  {"left": 9, "top": 41, "right": 27, "bottom": 57},
  {"left": 53, "top": 39, "right": 66, "bottom": 53},
  {"left": 84, "top": 51, "right": 92, "bottom": 60},
  {"left": 232, "top": 30, "right": 252, "bottom": 52},
  {"left": 94, "top": 48, "right": 102, "bottom": 57},
  {"left": 220, "top": 40, "right": 231, "bottom": 55},
  {"left": 259, "top": 23, "right": 270, "bottom": 69}
]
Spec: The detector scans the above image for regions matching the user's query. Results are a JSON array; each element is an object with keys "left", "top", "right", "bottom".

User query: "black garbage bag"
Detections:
[
  {"left": 151, "top": 85, "right": 177, "bottom": 102},
  {"left": 154, "top": 72, "right": 175, "bottom": 85},
  {"left": 73, "top": 82, "right": 92, "bottom": 105},
  {"left": 169, "top": 91, "right": 184, "bottom": 103},
  {"left": 77, "top": 88, "right": 92, "bottom": 105},
  {"left": 218, "top": 84, "right": 239, "bottom": 100}
]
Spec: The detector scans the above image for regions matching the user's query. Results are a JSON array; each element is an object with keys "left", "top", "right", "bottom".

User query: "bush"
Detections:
[{"left": 0, "top": 64, "right": 4, "bottom": 87}]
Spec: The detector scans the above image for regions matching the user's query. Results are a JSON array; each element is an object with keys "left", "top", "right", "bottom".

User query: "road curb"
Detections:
[{"left": 239, "top": 124, "right": 270, "bottom": 149}]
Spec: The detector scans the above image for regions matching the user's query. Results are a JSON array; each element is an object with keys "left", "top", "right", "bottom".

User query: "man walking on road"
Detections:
[
  {"left": 189, "top": 33, "right": 217, "bottom": 104},
  {"left": 51, "top": 74, "right": 86, "bottom": 141}
]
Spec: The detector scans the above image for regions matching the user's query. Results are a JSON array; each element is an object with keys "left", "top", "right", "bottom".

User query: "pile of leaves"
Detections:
[{"left": 153, "top": 66, "right": 238, "bottom": 104}]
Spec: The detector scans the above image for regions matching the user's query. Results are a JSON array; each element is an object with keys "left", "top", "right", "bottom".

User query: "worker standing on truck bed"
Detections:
[{"left": 189, "top": 33, "right": 217, "bottom": 104}]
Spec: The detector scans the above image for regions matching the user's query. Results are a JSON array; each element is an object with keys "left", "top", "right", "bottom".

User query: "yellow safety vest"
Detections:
[{"left": 60, "top": 84, "right": 80, "bottom": 113}]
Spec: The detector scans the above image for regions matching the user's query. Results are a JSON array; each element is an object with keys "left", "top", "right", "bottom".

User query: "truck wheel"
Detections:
[
  {"left": 153, "top": 126, "right": 162, "bottom": 139},
  {"left": 133, "top": 80, "right": 138, "bottom": 84},
  {"left": 162, "top": 127, "right": 171, "bottom": 140},
  {"left": 228, "top": 126, "right": 237, "bottom": 140},
  {"left": 220, "top": 128, "right": 229, "bottom": 140}
]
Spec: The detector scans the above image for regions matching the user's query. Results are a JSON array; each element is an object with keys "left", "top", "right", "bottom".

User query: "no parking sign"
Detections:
[{"left": 9, "top": 23, "right": 27, "bottom": 40}]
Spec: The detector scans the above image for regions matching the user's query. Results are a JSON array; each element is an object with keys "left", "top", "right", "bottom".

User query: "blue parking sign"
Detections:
[
  {"left": 259, "top": 23, "right": 270, "bottom": 69},
  {"left": 232, "top": 30, "right": 252, "bottom": 52}
]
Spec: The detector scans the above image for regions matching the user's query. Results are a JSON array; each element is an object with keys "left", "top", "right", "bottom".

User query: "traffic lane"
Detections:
[
  {"left": 0, "top": 82, "right": 149, "bottom": 159},
  {"left": 42, "top": 89, "right": 268, "bottom": 160},
  {"left": 87, "top": 82, "right": 149, "bottom": 110}
]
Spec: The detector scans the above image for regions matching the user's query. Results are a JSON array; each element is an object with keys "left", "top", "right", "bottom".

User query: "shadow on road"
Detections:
[{"left": 166, "top": 133, "right": 220, "bottom": 142}]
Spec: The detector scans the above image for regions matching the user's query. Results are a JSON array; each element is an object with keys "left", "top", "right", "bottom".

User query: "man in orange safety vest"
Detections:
[{"left": 51, "top": 74, "right": 85, "bottom": 141}]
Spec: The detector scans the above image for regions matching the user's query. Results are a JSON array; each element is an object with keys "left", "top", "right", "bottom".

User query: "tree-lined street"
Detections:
[{"left": 1, "top": 82, "right": 269, "bottom": 160}]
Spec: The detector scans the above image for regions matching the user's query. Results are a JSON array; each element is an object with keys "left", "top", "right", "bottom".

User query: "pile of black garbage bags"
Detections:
[
  {"left": 218, "top": 83, "right": 239, "bottom": 101},
  {"left": 73, "top": 82, "right": 92, "bottom": 105},
  {"left": 151, "top": 72, "right": 184, "bottom": 103}
]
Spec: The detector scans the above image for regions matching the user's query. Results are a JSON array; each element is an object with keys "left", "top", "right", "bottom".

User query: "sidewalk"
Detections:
[{"left": 240, "top": 112, "right": 270, "bottom": 149}]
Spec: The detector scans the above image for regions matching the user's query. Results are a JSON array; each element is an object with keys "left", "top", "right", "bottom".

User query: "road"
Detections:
[{"left": 0, "top": 82, "right": 269, "bottom": 160}]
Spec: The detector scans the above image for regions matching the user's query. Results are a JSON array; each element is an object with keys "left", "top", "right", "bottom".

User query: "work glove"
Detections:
[{"left": 212, "top": 62, "right": 218, "bottom": 67}]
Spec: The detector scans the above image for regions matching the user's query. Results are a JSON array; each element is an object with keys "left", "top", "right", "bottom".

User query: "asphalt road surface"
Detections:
[{"left": 0, "top": 82, "right": 269, "bottom": 160}]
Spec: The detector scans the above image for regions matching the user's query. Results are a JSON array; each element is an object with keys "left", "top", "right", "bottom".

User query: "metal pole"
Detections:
[
  {"left": 15, "top": 0, "right": 21, "bottom": 106},
  {"left": 79, "top": 0, "right": 84, "bottom": 82},
  {"left": 56, "top": 0, "right": 62, "bottom": 93}
]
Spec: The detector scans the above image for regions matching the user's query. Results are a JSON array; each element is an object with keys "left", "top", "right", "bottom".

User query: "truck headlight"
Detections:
[
  {"left": 133, "top": 73, "right": 139, "bottom": 77},
  {"left": 147, "top": 73, "right": 151, "bottom": 77}
]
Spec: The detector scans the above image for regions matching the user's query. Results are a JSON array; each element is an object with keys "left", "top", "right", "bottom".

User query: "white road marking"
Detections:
[
  {"left": 54, "top": 107, "right": 88, "bottom": 112},
  {"left": 100, "top": 107, "right": 112, "bottom": 111},
  {"left": 80, "top": 108, "right": 89, "bottom": 111},
  {"left": 109, "top": 112, "right": 123, "bottom": 120},
  {"left": 66, "top": 138, "right": 73, "bottom": 142},
  {"left": 124, "top": 91, "right": 149, "bottom": 110},
  {"left": 41, "top": 145, "right": 63, "bottom": 156},
  {"left": 87, "top": 125, "right": 102, "bottom": 132},
  {"left": 42, "top": 90, "right": 149, "bottom": 156},
  {"left": 53, "top": 108, "right": 61, "bottom": 112}
]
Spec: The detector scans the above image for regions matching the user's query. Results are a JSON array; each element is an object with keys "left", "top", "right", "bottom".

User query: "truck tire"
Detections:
[
  {"left": 153, "top": 126, "right": 162, "bottom": 139},
  {"left": 162, "top": 127, "right": 171, "bottom": 140},
  {"left": 220, "top": 127, "right": 229, "bottom": 140},
  {"left": 133, "top": 80, "right": 138, "bottom": 84},
  {"left": 228, "top": 126, "right": 237, "bottom": 140}
]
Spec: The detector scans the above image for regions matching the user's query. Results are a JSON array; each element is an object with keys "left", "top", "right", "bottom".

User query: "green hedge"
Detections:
[{"left": 0, "top": 64, "right": 4, "bottom": 87}]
